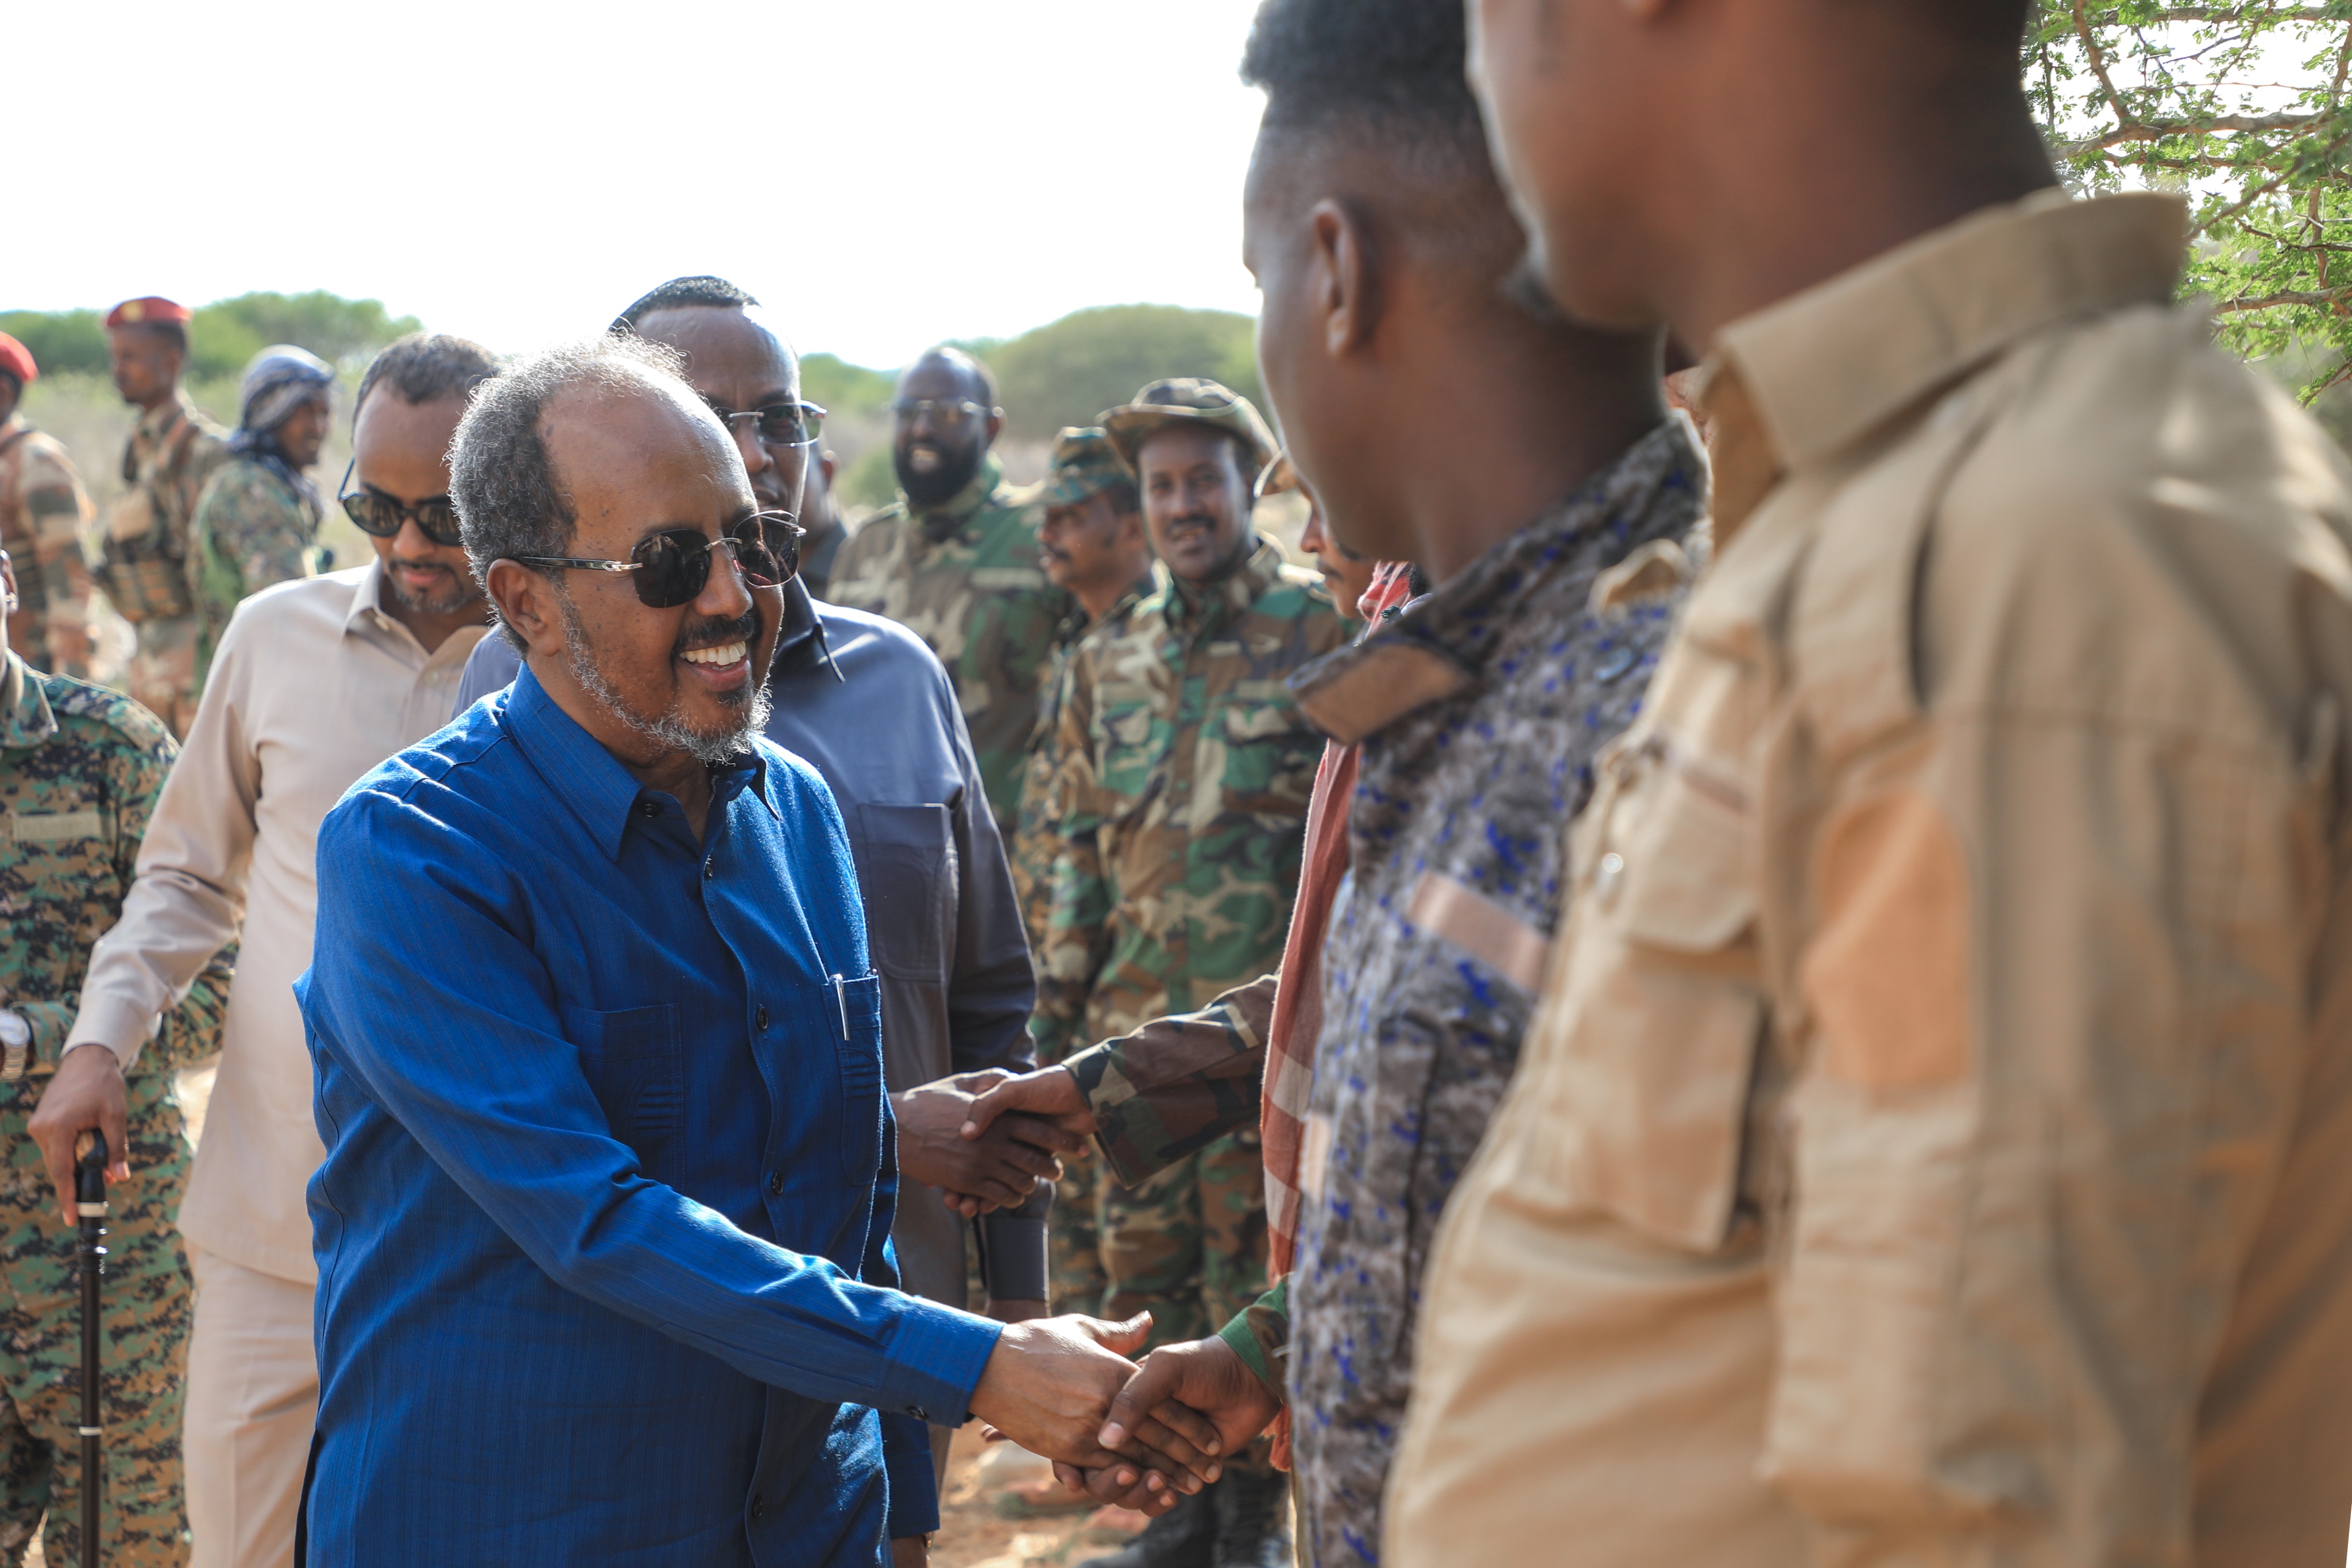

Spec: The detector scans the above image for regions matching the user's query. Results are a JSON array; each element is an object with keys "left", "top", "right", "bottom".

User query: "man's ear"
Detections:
[
  {"left": 819, "top": 451, "right": 838, "bottom": 487},
  {"left": 1309, "top": 198, "right": 1381, "bottom": 357},
  {"left": 984, "top": 409, "right": 1005, "bottom": 447},
  {"left": 484, "top": 560, "right": 568, "bottom": 659}
]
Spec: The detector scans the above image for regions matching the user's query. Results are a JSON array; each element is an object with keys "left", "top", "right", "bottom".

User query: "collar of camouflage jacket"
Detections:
[
  {"left": 1287, "top": 416, "right": 1708, "bottom": 746},
  {"left": 1162, "top": 532, "right": 1290, "bottom": 634},
  {"left": 912, "top": 452, "right": 1010, "bottom": 540},
  {"left": 0, "top": 653, "right": 57, "bottom": 752}
]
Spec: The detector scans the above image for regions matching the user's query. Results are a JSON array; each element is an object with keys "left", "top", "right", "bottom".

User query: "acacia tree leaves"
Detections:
[{"left": 2031, "top": 2, "right": 2352, "bottom": 400}]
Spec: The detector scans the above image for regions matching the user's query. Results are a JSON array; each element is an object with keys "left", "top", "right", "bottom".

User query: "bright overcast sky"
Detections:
[{"left": 14, "top": 0, "right": 1270, "bottom": 370}]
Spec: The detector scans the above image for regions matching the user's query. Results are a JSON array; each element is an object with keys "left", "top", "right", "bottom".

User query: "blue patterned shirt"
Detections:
[{"left": 299, "top": 667, "right": 1002, "bottom": 1566}]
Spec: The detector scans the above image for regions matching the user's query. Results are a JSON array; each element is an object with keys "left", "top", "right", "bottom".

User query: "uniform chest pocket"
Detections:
[
  {"left": 1216, "top": 694, "right": 1321, "bottom": 819},
  {"left": 857, "top": 804, "right": 957, "bottom": 984},
  {"left": 828, "top": 973, "right": 887, "bottom": 1182},
  {"left": 1094, "top": 686, "right": 1162, "bottom": 808},
  {"left": 564, "top": 1004, "right": 684, "bottom": 1162}
]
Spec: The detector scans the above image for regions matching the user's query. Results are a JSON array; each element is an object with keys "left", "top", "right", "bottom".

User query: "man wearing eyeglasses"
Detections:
[
  {"left": 828, "top": 346, "right": 1071, "bottom": 838},
  {"left": 34, "top": 333, "right": 500, "bottom": 1568},
  {"left": 455, "top": 279, "right": 1074, "bottom": 1493}
]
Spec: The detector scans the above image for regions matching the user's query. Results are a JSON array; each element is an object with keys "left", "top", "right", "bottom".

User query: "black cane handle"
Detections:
[{"left": 76, "top": 1129, "right": 108, "bottom": 1209}]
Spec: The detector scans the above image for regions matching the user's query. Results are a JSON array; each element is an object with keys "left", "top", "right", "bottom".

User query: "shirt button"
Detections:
[
  {"left": 906, "top": 1405, "right": 930, "bottom": 1422},
  {"left": 703, "top": 860, "right": 715, "bottom": 880},
  {"left": 768, "top": 1171, "right": 784, "bottom": 1195},
  {"left": 1595, "top": 851, "right": 1626, "bottom": 905},
  {"left": 639, "top": 802, "right": 660, "bottom": 819},
  {"left": 748, "top": 1495, "right": 763, "bottom": 1520},
  {"left": 756, "top": 1005, "right": 769, "bottom": 1031}
]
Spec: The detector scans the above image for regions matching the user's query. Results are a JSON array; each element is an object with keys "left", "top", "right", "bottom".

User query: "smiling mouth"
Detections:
[
  {"left": 906, "top": 444, "right": 943, "bottom": 473},
  {"left": 681, "top": 641, "right": 748, "bottom": 667}
]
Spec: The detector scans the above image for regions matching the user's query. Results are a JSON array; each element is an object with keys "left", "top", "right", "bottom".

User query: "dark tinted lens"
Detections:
[
  {"left": 627, "top": 530, "right": 714, "bottom": 608},
  {"left": 341, "top": 493, "right": 403, "bottom": 537},
  {"left": 413, "top": 500, "right": 465, "bottom": 547},
  {"left": 754, "top": 404, "right": 815, "bottom": 446},
  {"left": 727, "top": 514, "right": 801, "bottom": 587}
]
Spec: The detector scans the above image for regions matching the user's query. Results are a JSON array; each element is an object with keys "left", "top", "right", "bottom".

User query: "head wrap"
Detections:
[{"left": 226, "top": 345, "right": 335, "bottom": 501}]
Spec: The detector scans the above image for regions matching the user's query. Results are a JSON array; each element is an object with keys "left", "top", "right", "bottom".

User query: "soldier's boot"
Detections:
[
  {"left": 1073, "top": 1490, "right": 1216, "bottom": 1568},
  {"left": 1209, "top": 1467, "right": 1292, "bottom": 1568}
]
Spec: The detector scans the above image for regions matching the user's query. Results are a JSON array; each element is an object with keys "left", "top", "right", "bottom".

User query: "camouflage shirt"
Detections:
[
  {"left": 190, "top": 455, "right": 323, "bottom": 687},
  {"left": 1028, "top": 535, "right": 1347, "bottom": 1068},
  {"left": 0, "top": 417, "right": 95, "bottom": 680},
  {"left": 0, "top": 651, "right": 231, "bottom": 1087},
  {"left": 101, "top": 391, "right": 229, "bottom": 626},
  {"left": 1281, "top": 419, "right": 1706, "bottom": 1568},
  {"left": 827, "top": 456, "right": 1071, "bottom": 832},
  {"left": 1010, "top": 576, "right": 1156, "bottom": 962}
]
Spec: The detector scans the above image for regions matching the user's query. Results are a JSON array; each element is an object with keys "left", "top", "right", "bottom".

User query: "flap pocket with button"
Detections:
[
  {"left": 564, "top": 1004, "right": 684, "bottom": 1162},
  {"left": 856, "top": 804, "right": 957, "bottom": 984}
]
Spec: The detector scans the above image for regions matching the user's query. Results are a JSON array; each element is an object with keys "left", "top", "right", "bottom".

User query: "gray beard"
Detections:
[{"left": 557, "top": 594, "right": 771, "bottom": 768}]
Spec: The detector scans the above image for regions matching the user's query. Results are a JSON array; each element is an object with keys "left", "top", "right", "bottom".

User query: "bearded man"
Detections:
[{"left": 40, "top": 334, "right": 502, "bottom": 1568}]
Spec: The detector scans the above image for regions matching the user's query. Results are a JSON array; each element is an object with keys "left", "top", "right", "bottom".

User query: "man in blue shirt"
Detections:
[{"left": 299, "top": 336, "right": 1216, "bottom": 1566}]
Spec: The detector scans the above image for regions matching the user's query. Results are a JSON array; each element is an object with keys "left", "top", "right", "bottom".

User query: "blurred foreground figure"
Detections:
[
  {"left": 828, "top": 346, "right": 1070, "bottom": 835},
  {"left": 298, "top": 335, "right": 1215, "bottom": 1567},
  {"left": 457, "top": 278, "right": 1069, "bottom": 1498},
  {"left": 0, "top": 334, "right": 97, "bottom": 679},
  {"left": 1390, "top": 1, "right": 2352, "bottom": 1563},
  {"left": 47, "top": 335, "right": 498, "bottom": 1568},
  {"left": 0, "top": 549, "right": 230, "bottom": 1567},
  {"left": 97, "top": 299, "right": 226, "bottom": 738},
  {"left": 188, "top": 346, "right": 334, "bottom": 687}
]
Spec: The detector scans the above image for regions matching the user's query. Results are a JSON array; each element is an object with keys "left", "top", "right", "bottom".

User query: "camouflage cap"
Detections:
[
  {"left": 1041, "top": 427, "right": 1132, "bottom": 509},
  {"left": 1100, "top": 378, "right": 1279, "bottom": 484}
]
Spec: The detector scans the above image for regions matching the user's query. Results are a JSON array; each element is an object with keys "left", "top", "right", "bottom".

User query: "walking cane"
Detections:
[{"left": 75, "top": 1130, "right": 107, "bottom": 1568}]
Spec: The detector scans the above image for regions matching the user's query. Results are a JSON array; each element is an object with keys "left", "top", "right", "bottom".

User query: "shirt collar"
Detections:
[
  {"left": 0, "top": 653, "right": 56, "bottom": 752},
  {"left": 1165, "top": 533, "right": 1286, "bottom": 632},
  {"left": 134, "top": 390, "right": 197, "bottom": 444},
  {"left": 502, "top": 665, "right": 776, "bottom": 862},
  {"left": 770, "top": 580, "right": 848, "bottom": 684},
  {"left": 910, "top": 453, "right": 1009, "bottom": 540},
  {"left": 1699, "top": 189, "right": 2186, "bottom": 539}
]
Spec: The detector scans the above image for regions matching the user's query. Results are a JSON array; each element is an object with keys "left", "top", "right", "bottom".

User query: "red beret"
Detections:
[
  {"left": 0, "top": 333, "right": 34, "bottom": 388},
  {"left": 106, "top": 296, "right": 192, "bottom": 329}
]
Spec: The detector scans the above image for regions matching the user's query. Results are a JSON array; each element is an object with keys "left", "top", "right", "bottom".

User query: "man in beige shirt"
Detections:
[
  {"left": 1389, "top": 2, "right": 2352, "bottom": 1565},
  {"left": 32, "top": 335, "right": 501, "bottom": 1568}
]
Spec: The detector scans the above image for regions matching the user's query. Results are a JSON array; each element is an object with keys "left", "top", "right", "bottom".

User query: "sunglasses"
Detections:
[
  {"left": 514, "top": 512, "right": 804, "bottom": 609},
  {"left": 338, "top": 460, "right": 463, "bottom": 546},
  {"left": 702, "top": 397, "right": 826, "bottom": 448}
]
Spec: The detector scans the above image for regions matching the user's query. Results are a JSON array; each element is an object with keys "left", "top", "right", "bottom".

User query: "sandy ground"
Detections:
[{"left": 932, "top": 1427, "right": 1132, "bottom": 1568}]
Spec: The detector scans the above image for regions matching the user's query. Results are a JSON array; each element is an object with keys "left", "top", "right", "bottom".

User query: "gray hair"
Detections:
[
  {"left": 353, "top": 332, "right": 502, "bottom": 427},
  {"left": 448, "top": 334, "right": 687, "bottom": 649}
]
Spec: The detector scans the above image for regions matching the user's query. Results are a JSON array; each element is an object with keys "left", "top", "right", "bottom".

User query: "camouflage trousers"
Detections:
[
  {"left": 1049, "top": 1149, "right": 1108, "bottom": 1317},
  {"left": 125, "top": 618, "right": 198, "bottom": 742},
  {"left": 0, "top": 1080, "right": 193, "bottom": 1568},
  {"left": 1100, "top": 1129, "right": 1268, "bottom": 1353}
]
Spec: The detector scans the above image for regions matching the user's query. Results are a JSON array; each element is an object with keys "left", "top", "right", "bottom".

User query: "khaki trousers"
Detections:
[{"left": 184, "top": 1249, "right": 313, "bottom": 1568}]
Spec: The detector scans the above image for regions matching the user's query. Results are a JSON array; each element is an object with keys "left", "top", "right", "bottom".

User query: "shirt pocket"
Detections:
[
  {"left": 563, "top": 1004, "right": 684, "bottom": 1163},
  {"left": 856, "top": 803, "right": 957, "bottom": 985},
  {"left": 1093, "top": 682, "right": 1163, "bottom": 815},
  {"left": 828, "top": 973, "right": 886, "bottom": 1182},
  {"left": 1216, "top": 684, "right": 1321, "bottom": 820},
  {"left": 1538, "top": 717, "right": 1766, "bottom": 1252}
]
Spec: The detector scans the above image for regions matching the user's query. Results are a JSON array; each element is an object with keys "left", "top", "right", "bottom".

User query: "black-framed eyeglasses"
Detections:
[
  {"left": 891, "top": 397, "right": 992, "bottom": 429},
  {"left": 338, "top": 460, "right": 463, "bottom": 547},
  {"left": 513, "top": 512, "right": 804, "bottom": 608},
  {"left": 702, "top": 398, "right": 826, "bottom": 448}
]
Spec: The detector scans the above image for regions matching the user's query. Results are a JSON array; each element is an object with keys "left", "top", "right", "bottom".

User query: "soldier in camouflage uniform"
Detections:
[
  {"left": 0, "top": 549, "right": 233, "bottom": 1567},
  {"left": 98, "top": 300, "right": 229, "bottom": 741},
  {"left": 1015, "top": 427, "right": 1156, "bottom": 1317},
  {"left": 826, "top": 347, "right": 1071, "bottom": 834},
  {"left": 189, "top": 347, "right": 334, "bottom": 688},
  {"left": 0, "top": 337, "right": 97, "bottom": 682}
]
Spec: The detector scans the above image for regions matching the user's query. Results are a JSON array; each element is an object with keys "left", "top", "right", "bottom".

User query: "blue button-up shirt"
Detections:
[{"left": 298, "top": 667, "right": 1003, "bottom": 1566}]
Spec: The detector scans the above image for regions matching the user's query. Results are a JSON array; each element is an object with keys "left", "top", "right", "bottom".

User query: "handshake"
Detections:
[{"left": 897, "top": 1067, "right": 1284, "bottom": 1513}]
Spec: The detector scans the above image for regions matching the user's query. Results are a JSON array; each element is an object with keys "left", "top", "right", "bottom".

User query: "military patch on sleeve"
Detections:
[{"left": 6, "top": 808, "right": 106, "bottom": 843}]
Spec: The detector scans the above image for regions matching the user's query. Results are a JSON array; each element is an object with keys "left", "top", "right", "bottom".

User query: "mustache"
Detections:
[
  {"left": 1165, "top": 512, "right": 1216, "bottom": 532},
  {"left": 676, "top": 605, "right": 760, "bottom": 656}
]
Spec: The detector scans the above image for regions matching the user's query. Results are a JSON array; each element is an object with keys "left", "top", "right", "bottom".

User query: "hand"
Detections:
[
  {"left": 968, "top": 1313, "right": 1224, "bottom": 1499},
  {"left": 889, "top": 1537, "right": 928, "bottom": 1567},
  {"left": 960, "top": 1064, "right": 1097, "bottom": 1144},
  {"left": 986, "top": 1297, "right": 1050, "bottom": 1324},
  {"left": 28, "top": 1043, "right": 129, "bottom": 1228},
  {"left": 1056, "top": 1336, "right": 1283, "bottom": 1512},
  {"left": 898, "top": 1071, "right": 1087, "bottom": 1218}
]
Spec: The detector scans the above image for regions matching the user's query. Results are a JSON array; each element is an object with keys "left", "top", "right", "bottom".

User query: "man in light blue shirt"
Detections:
[{"left": 299, "top": 336, "right": 1214, "bottom": 1566}]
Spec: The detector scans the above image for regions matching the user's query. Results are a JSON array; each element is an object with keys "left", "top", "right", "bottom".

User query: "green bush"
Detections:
[
  {"left": 991, "top": 305, "right": 1264, "bottom": 441},
  {"left": 800, "top": 353, "right": 895, "bottom": 420},
  {"left": 0, "top": 310, "right": 109, "bottom": 377}
]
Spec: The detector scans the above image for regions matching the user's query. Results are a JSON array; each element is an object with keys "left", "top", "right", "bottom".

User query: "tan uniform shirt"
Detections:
[
  {"left": 67, "top": 562, "right": 485, "bottom": 1281},
  {"left": 1391, "top": 191, "right": 2352, "bottom": 1566}
]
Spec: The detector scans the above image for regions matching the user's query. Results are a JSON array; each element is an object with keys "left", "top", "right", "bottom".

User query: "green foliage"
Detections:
[
  {"left": 989, "top": 305, "right": 1265, "bottom": 440},
  {"left": 799, "top": 353, "right": 895, "bottom": 419},
  {"left": 185, "top": 291, "right": 422, "bottom": 379},
  {"left": 2030, "top": 2, "right": 2352, "bottom": 399},
  {"left": 838, "top": 443, "right": 902, "bottom": 510},
  {"left": 0, "top": 309, "right": 110, "bottom": 377}
]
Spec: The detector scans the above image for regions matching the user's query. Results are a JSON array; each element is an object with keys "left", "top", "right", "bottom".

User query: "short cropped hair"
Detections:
[
  {"left": 613, "top": 276, "right": 760, "bottom": 332},
  {"left": 906, "top": 344, "right": 1000, "bottom": 410},
  {"left": 353, "top": 332, "right": 502, "bottom": 425},
  {"left": 1239, "top": 0, "right": 1487, "bottom": 169},
  {"left": 449, "top": 334, "right": 687, "bottom": 647}
]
